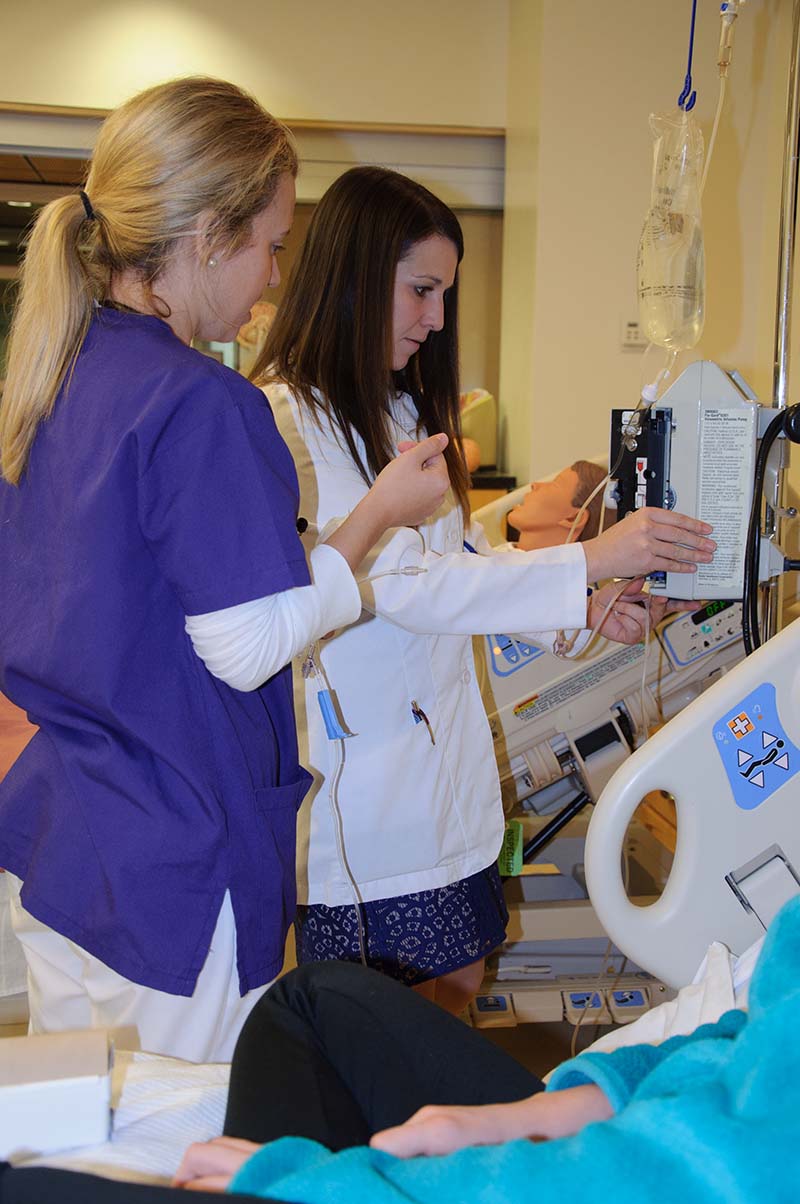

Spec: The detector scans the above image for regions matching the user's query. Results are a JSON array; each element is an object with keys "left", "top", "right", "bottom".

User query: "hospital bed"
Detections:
[
  {"left": 469, "top": 482, "right": 747, "bottom": 1027},
  {"left": 7, "top": 369, "right": 800, "bottom": 1177},
  {"left": 3, "top": 605, "right": 775, "bottom": 1182},
  {"left": 4, "top": 597, "right": 789, "bottom": 1185}
]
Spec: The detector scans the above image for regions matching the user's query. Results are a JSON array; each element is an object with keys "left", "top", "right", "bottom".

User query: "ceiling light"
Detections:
[{"left": 7, "top": 201, "right": 33, "bottom": 208}]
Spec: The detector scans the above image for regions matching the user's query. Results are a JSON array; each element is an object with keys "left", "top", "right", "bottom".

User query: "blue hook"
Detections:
[
  {"left": 677, "top": 0, "right": 699, "bottom": 111},
  {"left": 678, "top": 75, "right": 697, "bottom": 112}
]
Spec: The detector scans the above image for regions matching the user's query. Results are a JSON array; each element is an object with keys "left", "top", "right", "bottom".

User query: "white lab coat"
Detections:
[{"left": 267, "top": 385, "right": 588, "bottom": 906}]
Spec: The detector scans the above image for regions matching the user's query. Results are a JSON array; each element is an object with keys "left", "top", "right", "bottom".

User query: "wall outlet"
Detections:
[{"left": 621, "top": 318, "right": 648, "bottom": 350}]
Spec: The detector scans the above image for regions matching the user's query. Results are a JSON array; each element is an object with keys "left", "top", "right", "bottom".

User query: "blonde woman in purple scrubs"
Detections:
[{"left": 0, "top": 78, "right": 449, "bottom": 1061}]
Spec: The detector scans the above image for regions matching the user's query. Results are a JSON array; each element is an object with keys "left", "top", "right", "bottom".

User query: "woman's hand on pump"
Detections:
[
  {"left": 173, "top": 1136, "right": 261, "bottom": 1192},
  {"left": 325, "top": 433, "right": 450, "bottom": 573},
  {"left": 587, "top": 578, "right": 686, "bottom": 644},
  {"left": 582, "top": 507, "right": 715, "bottom": 584},
  {"left": 370, "top": 1084, "right": 613, "bottom": 1159}
]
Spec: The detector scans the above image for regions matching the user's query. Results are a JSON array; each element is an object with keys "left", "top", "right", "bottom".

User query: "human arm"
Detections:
[
  {"left": 184, "top": 434, "right": 450, "bottom": 690},
  {"left": 370, "top": 1006, "right": 748, "bottom": 1161},
  {"left": 465, "top": 520, "right": 704, "bottom": 648},
  {"left": 582, "top": 506, "right": 715, "bottom": 581},
  {"left": 266, "top": 389, "right": 591, "bottom": 636},
  {"left": 369, "top": 1084, "right": 613, "bottom": 1158},
  {"left": 185, "top": 545, "right": 359, "bottom": 691},
  {"left": 466, "top": 502, "right": 715, "bottom": 583}
]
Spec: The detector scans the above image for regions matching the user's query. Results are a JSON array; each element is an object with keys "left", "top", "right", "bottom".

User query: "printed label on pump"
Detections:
[{"left": 695, "top": 407, "right": 756, "bottom": 592}]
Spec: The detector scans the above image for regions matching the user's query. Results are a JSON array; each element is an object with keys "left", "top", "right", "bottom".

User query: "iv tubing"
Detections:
[
  {"left": 565, "top": 349, "right": 676, "bottom": 548},
  {"left": 701, "top": 76, "right": 727, "bottom": 197}
]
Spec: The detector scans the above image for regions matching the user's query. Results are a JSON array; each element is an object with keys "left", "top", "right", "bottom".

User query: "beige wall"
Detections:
[
  {"left": 6, "top": 0, "right": 797, "bottom": 496},
  {"left": 2, "top": 3, "right": 506, "bottom": 402},
  {"left": 500, "top": 0, "right": 794, "bottom": 486},
  {"left": 497, "top": 0, "right": 541, "bottom": 483},
  {"left": 2, "top": 0, "right": 507, "bottom": 128}
]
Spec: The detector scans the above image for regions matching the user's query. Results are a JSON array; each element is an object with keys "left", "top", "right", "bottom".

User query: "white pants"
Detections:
[{"left": 6, "top": 875, "right": 268, "bottom": 1062}]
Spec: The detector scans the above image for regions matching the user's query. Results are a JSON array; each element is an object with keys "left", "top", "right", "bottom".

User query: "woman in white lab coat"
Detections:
[{"left": 255, "top": 166, "right": 715, "bottom": 1014}]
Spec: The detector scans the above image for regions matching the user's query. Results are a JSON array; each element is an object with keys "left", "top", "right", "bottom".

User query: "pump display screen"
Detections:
[{"left": 691, "top": 599, "right": 735, "bottom": 625}]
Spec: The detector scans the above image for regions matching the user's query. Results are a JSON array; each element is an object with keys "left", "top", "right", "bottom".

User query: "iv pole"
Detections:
[{"left": 763, "top": 0, "right": 800, "bottom": 640}]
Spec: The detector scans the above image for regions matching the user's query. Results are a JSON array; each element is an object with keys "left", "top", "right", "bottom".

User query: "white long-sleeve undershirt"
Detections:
[{"left": 185, "top": 543, "right": 361, "bottom": 692}]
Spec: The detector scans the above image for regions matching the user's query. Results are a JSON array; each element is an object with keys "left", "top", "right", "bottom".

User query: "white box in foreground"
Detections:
[{"left": 0, "top": 1029, "right": 112, "bottom": 1159}]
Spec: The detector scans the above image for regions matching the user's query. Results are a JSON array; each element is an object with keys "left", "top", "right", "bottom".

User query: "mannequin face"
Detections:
[{"left": 508, "top": 466, "right": 586, "bottom": 550}]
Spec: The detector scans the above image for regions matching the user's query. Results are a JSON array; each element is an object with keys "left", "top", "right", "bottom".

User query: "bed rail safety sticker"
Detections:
[
  {"left": 486, "top": 633, "right": 546, "bottom": 677},
  {"left": 713, "top": 683, "right": 800, "bottom": 810},
  {"left": 510, "top": 644, "right": 644, "bottom": 724}
]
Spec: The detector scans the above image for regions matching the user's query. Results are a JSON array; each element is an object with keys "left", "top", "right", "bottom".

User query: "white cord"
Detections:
[
  {"left": 638, "top": 597, "right": 653, "bottom": 739},
  {"left": 355, "top": 566, "right": 428, "bottom": 584},
  {"left": 701, "top": 76, "right": 727, "bottom": 198},
  {"left": 306, "top": 559, "right": 436, "bottom": 960},
  {"left": 555, "top": 578, "right": 636, "bottom": 659},
  {"left": 302, "top": 644, "right": 369, "bottom": 966},
  {"left": 568, "top": 846, "right": 631, "bottom": 1056},
  {"left": 564, "top": 363, "right": 672, "bottom": 555},
  {"left": 327, "top": 735, "right": 369, "bottom": 967}
]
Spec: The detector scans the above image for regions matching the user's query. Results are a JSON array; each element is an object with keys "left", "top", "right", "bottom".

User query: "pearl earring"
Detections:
[{"left": 208, "top": 256, "right": 218, "bottom": 269}]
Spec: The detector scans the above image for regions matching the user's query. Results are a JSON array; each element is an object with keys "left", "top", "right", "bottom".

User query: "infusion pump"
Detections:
[{"left": 610, "top": 359, "right": 779, "bottom": 602}]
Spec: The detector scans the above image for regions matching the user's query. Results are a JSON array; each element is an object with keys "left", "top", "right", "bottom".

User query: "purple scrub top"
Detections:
[{"left": 0, "top": 309, "right": 312, "bottom": 996}]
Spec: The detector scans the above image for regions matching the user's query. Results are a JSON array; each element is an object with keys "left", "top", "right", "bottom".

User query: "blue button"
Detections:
[{"left": 476, "top": 995, "right": 508, "bottom": 1012}]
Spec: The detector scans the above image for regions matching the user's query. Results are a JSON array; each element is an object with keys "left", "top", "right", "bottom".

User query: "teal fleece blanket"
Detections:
[{"left": 230, "top": 896, "right": 800, "bottom": 1202}]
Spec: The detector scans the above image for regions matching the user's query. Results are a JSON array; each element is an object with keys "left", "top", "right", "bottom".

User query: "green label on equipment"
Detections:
[{"left": 498, "top": 819, "right": 523, "bottom": 877}]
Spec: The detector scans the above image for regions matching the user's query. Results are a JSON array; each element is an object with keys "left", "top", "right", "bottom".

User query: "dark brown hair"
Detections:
[{"left": 253, "top": 166, "right": 470, "bottom": 516}]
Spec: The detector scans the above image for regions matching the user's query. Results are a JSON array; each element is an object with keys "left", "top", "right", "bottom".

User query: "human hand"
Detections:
[
  {"left": 173, "top": 1136, "right": 262, "bottom": 1192},
  {"left": 370, "top": 1085, "right": 613, "bottom": 1159},
  {"left": 583, "top": 507, "right": 715, "bottom": 583},
  {"left": 369, "top": 434, "right": 451, "bottom": 529},
  {"left": 324, "top": 434, "right": 449, "bottom": 574},
  {"left": 589, "top": 581, "right": 705, "bottom": 645},
  {"left": 370, "top": 1102, "right": 526, "bottom": 1158}
]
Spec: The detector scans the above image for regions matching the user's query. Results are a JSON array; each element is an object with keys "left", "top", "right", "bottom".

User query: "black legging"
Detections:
[
  {"left": 225, "top": 959, "right": 542, "bottom": 1149},
  {"left": 1, "top": 961, "right": 543, "bottom": 1201}
]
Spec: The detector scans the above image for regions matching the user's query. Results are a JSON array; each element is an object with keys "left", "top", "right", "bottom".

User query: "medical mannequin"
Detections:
[
  {"left": 169, "top": 897, "right": 800, "bottom": 1202},
  {"left": 236, "top": 301, "right": 278, "bottom": 378},
  {"left": 0, "top": 80, "right": 449, "bottom": 1062},
  {"left": 2, "top": 897, "right": 794, "bottom": 1201},
  {"left": 252, "top": 165, "right": 715, "bottom": 1015},
  {"left": 508, "top": 460, "right": 615, "bottom": 551}
]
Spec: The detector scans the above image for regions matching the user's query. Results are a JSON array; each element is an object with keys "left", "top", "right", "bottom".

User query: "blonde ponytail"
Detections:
[
  {"left": 0, "top": 195, "right": 95, "bottom": 484},
  {"left": 0, "top": 76, "right": 297, "bottom": 485}
]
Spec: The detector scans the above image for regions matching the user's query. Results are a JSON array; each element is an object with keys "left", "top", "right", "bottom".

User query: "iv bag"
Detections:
[{"left": 637, "top": 109, "right": 705, "bottom": 352}]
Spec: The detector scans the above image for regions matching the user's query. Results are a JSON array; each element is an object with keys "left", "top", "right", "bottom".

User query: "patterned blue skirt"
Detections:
[{"left": 294, "top": 864, "right": 508, "bottom": 987}]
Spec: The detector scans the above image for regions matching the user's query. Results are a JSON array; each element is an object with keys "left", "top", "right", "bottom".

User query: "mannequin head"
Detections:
[{"left": 508, "top": 460, "right": 612, "bottom": 551}]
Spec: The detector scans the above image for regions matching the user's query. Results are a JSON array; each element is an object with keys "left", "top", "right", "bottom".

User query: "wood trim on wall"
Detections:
[
  {"left": 0, "top": 102, "right": 505, "bottom": 139},
  {"left": 0, "top": 110, "right": 506, "bottom": 210},
  {"left": 0, "top": 102, "right": 109, "bottom": 120}
]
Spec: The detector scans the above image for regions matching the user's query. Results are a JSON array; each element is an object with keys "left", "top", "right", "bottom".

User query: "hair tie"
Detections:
[{"left": 78, "top": 189, "right": 96, "bottom": 221}]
